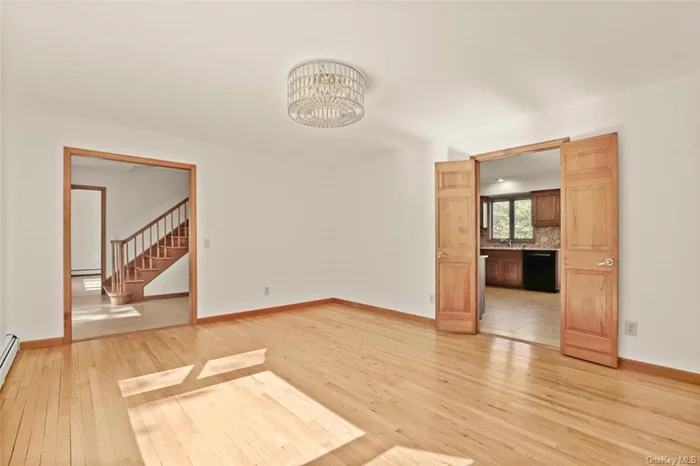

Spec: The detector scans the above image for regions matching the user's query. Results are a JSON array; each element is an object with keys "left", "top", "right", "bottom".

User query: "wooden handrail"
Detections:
[
  {"left": 122, "top": 198, "right": 188, "bottom": 243},
  {"left": 107, "top": 197, "right": 190, "bottom": 295}
]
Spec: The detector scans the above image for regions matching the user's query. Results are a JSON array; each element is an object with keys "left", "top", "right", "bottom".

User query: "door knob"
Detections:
[
  {"left": 437, "top": 252, "right": 447, "bottom": 258},
  {"left": 597, "top": 257, "right": 614, "bottom": 267}
]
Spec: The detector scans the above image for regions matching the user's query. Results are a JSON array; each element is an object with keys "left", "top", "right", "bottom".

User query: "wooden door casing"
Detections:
[
  {"left": 435, "top": 160, "right": 479, "bottom": 333},
  {"left": 560, "top": 133, "right": 619, "bottom": 367}
]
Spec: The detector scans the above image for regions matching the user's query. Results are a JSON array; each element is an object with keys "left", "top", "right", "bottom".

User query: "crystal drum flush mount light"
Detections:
[{"left": 287, "top": 59, "right": 365, "bottom": 128}]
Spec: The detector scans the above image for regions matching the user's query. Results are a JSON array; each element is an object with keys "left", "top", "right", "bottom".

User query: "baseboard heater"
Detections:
[{"left": 0, "top": 334, "right": 20, "bottom": 390}]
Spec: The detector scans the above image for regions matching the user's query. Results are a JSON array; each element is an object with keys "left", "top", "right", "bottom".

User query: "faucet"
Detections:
[{"left": 500, "top": 239, "right": 512, "bottom": 248}]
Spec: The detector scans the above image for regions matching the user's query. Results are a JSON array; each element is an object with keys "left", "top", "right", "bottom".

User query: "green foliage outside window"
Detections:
[
  {"left": 514, "top": 199, "right": 533, "bottom": 239},
  {"left": 491, "top": 201, "right": 510, "bottom": 239},
  {"left": 491, "top": 198, "right": 533, "bottom": 241}
]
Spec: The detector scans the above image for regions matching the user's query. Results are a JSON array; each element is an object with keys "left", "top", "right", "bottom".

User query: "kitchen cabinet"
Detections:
[
  {"left": 483, "top": 249, "right": 523, "bottom": 288},
  {"left": 532, "top": 189, "right": 560, "bottom": 227},
  {"left": 502, "top": 257, "right": 523, "bottom": 287}
]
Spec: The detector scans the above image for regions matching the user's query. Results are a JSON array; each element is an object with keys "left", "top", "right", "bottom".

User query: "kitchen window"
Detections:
[{"left": 490, "top": 197, "right": 533, "bottom": 241}]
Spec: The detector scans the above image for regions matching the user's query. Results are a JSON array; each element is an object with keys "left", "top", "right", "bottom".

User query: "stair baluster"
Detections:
[
  {"left": 105, "top": 198, "right": 189, "bottom": 304},
  {"left": 111, "top": 242, "right": 116, "bottom": 294}
]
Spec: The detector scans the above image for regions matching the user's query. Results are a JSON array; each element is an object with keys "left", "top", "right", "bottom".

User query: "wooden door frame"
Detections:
[
  {"left": 471, "top": 137, "right": 570, "bottom": 163},
  {"left": 70, "top": 184, "right": 107, "bottom": 294},
  {"left": 63, "top": 147, "right": 198, "bottom": 344},
  {"left": 469, "top": 137, "right": 570, "bottom": 343}
]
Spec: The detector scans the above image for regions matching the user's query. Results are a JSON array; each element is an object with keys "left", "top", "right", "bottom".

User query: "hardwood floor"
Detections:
[
  {"left": 71, "top": 276, "right": 190, "bottom": 341},
  {"left": 480, "top": 286, "right": 561, "bottom": 347},
  {"left": 2, "top": 304, "right": 699, "bottom": 465}
]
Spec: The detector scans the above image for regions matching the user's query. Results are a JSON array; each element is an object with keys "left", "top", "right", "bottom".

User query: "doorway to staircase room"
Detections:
[
  {"left": 70, "top": 184, "right": 107, "bottom": 295},
  {"left": 63, "top": 147, "right": 198, "bottom": 343}
]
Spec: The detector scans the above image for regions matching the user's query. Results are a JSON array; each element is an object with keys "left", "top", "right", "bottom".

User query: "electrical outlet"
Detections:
[
  {"left": 429, "top": 293, "right": 435, "bottom": 303},
  {"left": 203, "top": 238, "right": 211, "bottom": 249},
  {"left": 264, "top": 286, "right": 270, "bottom": 296},
  {"left": 625, "top": 320, "right": 638, "bottom": 336}
]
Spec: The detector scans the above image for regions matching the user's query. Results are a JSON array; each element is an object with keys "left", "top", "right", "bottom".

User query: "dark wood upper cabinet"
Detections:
[{"left": 532, "top": 189, "right": 561, "bottom": 227}]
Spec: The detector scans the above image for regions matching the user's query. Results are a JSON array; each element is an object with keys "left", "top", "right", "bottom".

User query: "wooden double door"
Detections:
[{"left": 435, "top": 134, "right": 619, "bottom": 367}]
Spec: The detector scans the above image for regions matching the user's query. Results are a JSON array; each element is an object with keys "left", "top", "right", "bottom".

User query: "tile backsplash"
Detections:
[{"left": 481, "top": 227, "right": 561, "bottom": 249}]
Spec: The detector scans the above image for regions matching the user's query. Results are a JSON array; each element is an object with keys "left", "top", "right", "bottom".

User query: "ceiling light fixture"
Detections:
[
  {"left": 496, "top": 178, "right": 506, "bottom": 182},
  {"left": 287, "top": 59, "right": 365, "bottom": 128}
]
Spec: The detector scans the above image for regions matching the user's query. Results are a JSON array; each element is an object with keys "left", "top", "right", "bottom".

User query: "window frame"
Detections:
[{"left": 489, "top": 195, "right": 535, "bottom": 242}]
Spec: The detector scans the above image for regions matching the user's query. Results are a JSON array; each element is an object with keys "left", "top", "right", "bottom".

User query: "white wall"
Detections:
[
  {"left": 480, "top": 171, "right": 560, "bottom": 197},
  {"left": 71, "top": 164, "right": 190, "bottom": 295},
  {"left": 70, "top": 189, "right": 101, "bottom": 274},
  {"left": 146, "top": 258, "right": 189, "bottom": 296},
  {"left": 2, "top": 104, "right": 336, "bottom": 341},
  {"left": 332, "top": 142, "right": 448, "bottom": 318},
  {"left": 459, "top": 72, "right": 700, "bottom": 373},
  {"left": 334, "top": 72, "right": 700, "bottom": 373},
  {"left": 2, "top": 63, "right": 697, "bottom": 375}
]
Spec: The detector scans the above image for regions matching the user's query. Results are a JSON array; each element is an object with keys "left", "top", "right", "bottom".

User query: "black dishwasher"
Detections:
[{"left": 523, "top": 250, "right": 557, "bottom": 293}]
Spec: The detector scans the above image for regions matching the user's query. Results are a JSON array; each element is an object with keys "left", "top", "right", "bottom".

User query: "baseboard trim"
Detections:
[
  {"left": 143, "top": 292, "right": 190, "bottom": 301},
  {"left": 20, "top": 337, "right": 64, "bottom": 350},
  {"left": 619, "top": 358, "right": 700, "bottom": 385},
  {"left": 39, "top": 294, "right": 700, "bottom": 385},
  {"left": 196, "top": 298, "right": 335, "bottom": 324},
  {"left": 332, "top": 298, "right": 435, "bottom": 325}
]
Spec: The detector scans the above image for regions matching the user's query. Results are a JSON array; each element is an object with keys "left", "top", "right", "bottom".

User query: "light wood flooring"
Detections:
[
  {"left": 480, "top": 286, "right": 561, "bottom": 347},
  {"left": 2, "top": 304, "right": 699, "bottom": 465},
  {"left": 71, "top": 275, "right": 190, "bottom": 341}
]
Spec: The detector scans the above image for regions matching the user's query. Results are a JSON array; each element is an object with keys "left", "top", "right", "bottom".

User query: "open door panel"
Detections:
[
  {"left": 560, "top": 133, "right": 619, "bottom": 367},
  {"left": 435, "top": 160, "right": 479, "bottom": 333}
]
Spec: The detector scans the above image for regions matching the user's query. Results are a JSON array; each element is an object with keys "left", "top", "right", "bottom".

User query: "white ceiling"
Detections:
[
  {"left": 5, "top": 2, "right": 700, "bottom": 157},
  {"left": 479, "top": 149, "right": 560, "bottom": 184}
]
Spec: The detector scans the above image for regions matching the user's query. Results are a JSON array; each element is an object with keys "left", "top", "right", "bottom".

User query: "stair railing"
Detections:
[{"left": 109, "top": 197, "right": 189, "bottom": 294}]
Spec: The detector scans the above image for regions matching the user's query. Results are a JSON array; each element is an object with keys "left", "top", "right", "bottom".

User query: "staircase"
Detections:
[{"left": 106, "top": 198, "right": 190, "bottom": 304}]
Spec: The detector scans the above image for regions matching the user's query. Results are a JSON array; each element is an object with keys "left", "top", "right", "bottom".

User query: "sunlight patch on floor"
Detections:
[
  {"left": 82, "top": 278, "right": 102, "bottom": 291},
  {"left": 197, "top": 348, "right": 266, "bottom": 379},
  {"left": 72, "top": 306, "right": 142, "bottom": 323},
  {"left": 126, "top": 370, "right": 364, "bottom": 465},
  {"left": 365, "top": 446, "right": 474, "bottom": 465},
  {"left": 119, "top": 365, "right": 194, "bottom": 398}
]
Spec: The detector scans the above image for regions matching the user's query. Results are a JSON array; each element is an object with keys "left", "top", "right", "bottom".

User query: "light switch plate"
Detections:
[{"left": 203, "top": 238, "right": 211, "bottom": 249}]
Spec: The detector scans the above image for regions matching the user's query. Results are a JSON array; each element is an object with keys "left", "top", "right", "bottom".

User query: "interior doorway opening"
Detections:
[
  {"left": 70, "top": 185, "right": 106, "bottom": 295},
  {"left": 435, "top": 134, "right": 619, "bottom": 367},
  {"left": 477, "top": 149, "right": 562, "bottom": 348},
  {"left": 64, "top": 147, "right": 198, "bottom": 343}
]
